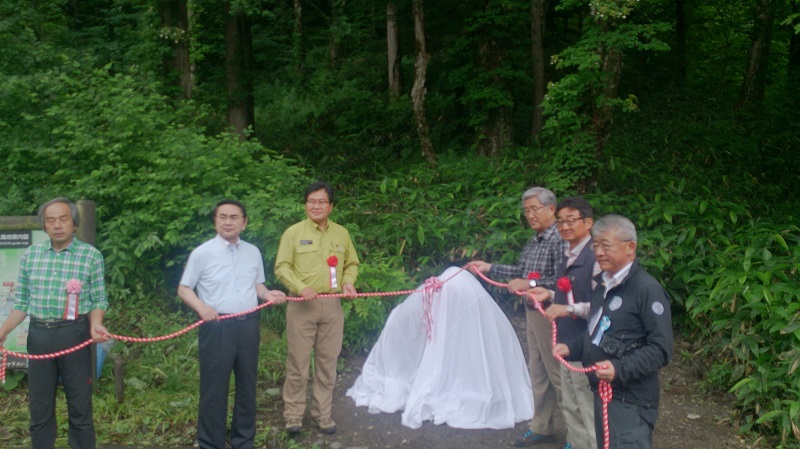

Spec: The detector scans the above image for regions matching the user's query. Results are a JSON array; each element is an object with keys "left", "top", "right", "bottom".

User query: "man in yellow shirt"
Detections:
[{"left": 275, "top": 181, "right": 360, "bottom": 436}]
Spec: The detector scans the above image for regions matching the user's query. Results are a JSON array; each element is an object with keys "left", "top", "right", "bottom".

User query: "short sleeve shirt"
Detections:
[{"left": 179, "top": 235, "right": 266, "bottom": 314}]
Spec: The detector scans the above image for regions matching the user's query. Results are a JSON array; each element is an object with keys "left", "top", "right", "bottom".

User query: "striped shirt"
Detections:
[
  {"left": 14, "top": 238, "right": 108, "bottom": 319},
  {"left": 488, "top": 223, "right": 567, "bottom": 290}
]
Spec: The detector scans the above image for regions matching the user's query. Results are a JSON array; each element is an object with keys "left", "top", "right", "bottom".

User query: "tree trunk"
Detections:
[
  {"left": 788, "top": 1, "right": 800, "bottom": 96},
  {"left": 329, "top": 0, "right": 346, "bottom": 69},
  {"left": 475, "top": 30, "right": 511, "bottom": 157},
  {"left": 225, "top": 1, "right": 255, "bottom": 138},
  {"left": 674, "top": 0, "right": 687, "bottom": 83},
  {"left": 387, "top": 1, "right": 402, "bottom": 98},
  {"left": 411, "top": 0, "right": 435, "bottom": 163},
  {"left": 293, "top": 0, "right": 304, "bottom": 75},
  {"left": 735, "top": 0, "right": 775, "bottom": 110},
  {"left": 158, "top": 0, "right": 192, "bottom": 99},
  {"left": 531, "top": 0, "right": 549, "bottom": 140}
]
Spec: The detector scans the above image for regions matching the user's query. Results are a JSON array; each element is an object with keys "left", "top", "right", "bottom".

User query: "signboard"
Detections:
[{"left": 0, "top": 230, "right": 48, "bottom": 369}]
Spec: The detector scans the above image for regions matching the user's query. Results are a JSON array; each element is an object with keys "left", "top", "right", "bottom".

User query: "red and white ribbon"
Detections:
[
  {"left": 327, "top": 256, "right": 339, "bottom": 289},
  {"left": 422, "top": 276, "right": 443, "bottom": 341},
  {"left": 64, "top": 279, "right": 82, "bottom": 320}
]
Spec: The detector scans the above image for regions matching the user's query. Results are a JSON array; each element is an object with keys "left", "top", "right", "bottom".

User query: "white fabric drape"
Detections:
[{"left": 346, "top": 266, "right": 534, "bottom": 429}]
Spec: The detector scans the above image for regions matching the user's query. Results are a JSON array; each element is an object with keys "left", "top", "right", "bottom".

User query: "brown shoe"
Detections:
[
  {"left": 312, "top": 417, "right": 337, "bottom": 435},
  {"left": 285, "top": 418, "right": 302, "bottom": 437}
]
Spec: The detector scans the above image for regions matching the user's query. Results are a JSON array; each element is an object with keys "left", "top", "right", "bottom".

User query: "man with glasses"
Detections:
[
  {"left": 276, "top": 181, "right": 360, "bottom": 436},
  {"left": 470, "top": 187, "right": 567, "bottom": 447},
  {"left": 178, "top": 199, "right": 287, "bottom": 449},
  {"left": 554, "top": 214, "right": 673, "bottom": 449},
  {"left": 528, "top": 196, "right": 600, "bottom": 449}
]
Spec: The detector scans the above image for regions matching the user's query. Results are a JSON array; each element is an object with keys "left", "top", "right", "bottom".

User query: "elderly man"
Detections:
[
  {"left": 276, "top": 181, "right": 359, "bottom": 436},
  {"left": 0, "top": 197, "right": 110, "bottom": 449},
  {"left": 178, "top": 199, "right": 286, "bottom": 449},
  {"left": 555, "top": 214, "right": 673, "bottom": 449},
  {"left": 470, "top": 186, "right": 567, "bottom": 447},
  {"left": 529, "top": 196, "right": 600, "bottom": 449}
]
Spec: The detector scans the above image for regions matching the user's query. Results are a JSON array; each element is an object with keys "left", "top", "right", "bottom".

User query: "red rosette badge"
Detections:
[
  {"left": 327, "top": 255, "right": 339, "bottom": 289},
  {"left": 557, "top": 276, "right": 575, "bottom": 306},
  {"left": 526, "top": 272, "right": 541, "bottom": 280},
  {"left": 64, "top": 279, "right": 83, "bottom": 320}
]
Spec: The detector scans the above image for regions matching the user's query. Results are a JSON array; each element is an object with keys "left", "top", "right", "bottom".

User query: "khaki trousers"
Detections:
[
  {"left": 561, "top": 361, "right": 598, "bottom": 449},
  {"left": 283, "top": 298, "right": 344, "bottom": 421},
  {"left": 526, "top": 308, "right": 563, "bottom": 435}
]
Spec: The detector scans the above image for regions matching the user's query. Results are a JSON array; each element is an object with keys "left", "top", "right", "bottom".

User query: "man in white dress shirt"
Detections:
[{"left": 178, "top": 199, "right": 286, "bottom": 449}]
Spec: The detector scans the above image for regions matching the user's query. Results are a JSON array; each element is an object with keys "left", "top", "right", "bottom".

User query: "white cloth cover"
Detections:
[{"left": 346, "top": 266, "right": 534, "bottom": 429}]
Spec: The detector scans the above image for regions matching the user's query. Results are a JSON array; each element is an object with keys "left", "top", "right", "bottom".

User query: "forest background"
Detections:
[{"left": 0, "top": 0, "right": 799, "bottom": 447}]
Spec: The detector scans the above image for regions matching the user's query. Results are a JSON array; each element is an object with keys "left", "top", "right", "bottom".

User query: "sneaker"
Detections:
[
  {"left": 285, "top": 418, "right": 302, "bottom": 437},
  {"left": 514, "top": 430, "right": 557, "bottom": 447},
  {"left": 312, "top": 417, "right": 337, "bottom": 435},
  {"left": 562, "top": 443, "right": 573, "bottom": 449}
]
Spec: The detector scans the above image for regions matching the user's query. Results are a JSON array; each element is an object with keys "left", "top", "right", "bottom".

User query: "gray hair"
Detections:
[
  {"left": 521, "top": 187, "right": 557, "bottom": 208},
  {"left": 592, "top": 214, "right": 637, "bottom": 244},
  {"left": 38, "top": 197, "right": 80, "bottom": 228}
]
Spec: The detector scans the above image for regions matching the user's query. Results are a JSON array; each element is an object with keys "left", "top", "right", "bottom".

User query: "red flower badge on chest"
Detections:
[
  {"left": 327, "top": 256, "right": 339, "bottom": 289},
  {"left": 64, "top": 279, "right": 83, "bottom": 320}
]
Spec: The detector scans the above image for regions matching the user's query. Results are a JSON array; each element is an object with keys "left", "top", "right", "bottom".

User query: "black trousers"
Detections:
[
  {"left": 197, "top": 314, "right": 260, "bottom": 449},
  {"left": 27, "top": 318, "right": 95, "bottom": 449},
  {"left": 594, "top": 395, "right": 657, "bottom": 449}
]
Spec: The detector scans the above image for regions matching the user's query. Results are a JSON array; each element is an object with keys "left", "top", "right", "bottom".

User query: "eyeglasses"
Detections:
[
  {"left": 555, "top": 217, "right": 585, "bottom": 228},
  {"left": 306, "top": 200, "right": 330, "bottom": 206},
  {"left": 591, "top": 240, "right": 632, "bottom": 252},
  {"left": 216, "top": 214, "right": 243, "bottom": 222},
  {"left": 523, "top": 205, "right": 546, "bottom": 216}
]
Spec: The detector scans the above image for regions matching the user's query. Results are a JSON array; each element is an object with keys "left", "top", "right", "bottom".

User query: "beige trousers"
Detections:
[
  {"left": 283, "top": 298, "right": 344, "bottom": 421},
  {"left": 526, "top": 308, "right": 564, "bottom": 435},
  {"left": 561, "top": 361, "right": 598, "bottom": 449}
]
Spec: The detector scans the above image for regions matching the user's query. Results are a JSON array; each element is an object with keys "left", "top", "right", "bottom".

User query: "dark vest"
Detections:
[{"left": 553, "top": 238, "right": 595, "bottom": 343}]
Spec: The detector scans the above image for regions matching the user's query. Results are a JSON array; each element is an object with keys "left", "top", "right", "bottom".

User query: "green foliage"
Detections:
[
  {"left": 0, "top": 57, "right": 309, "bottom": 301},
  {"left": 540, "top": 0, "right": 671, "bottom": 191}
]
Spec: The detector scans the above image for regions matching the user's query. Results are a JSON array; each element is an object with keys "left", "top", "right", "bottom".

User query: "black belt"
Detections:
[
  {"left": 30, "top": 314, "right": 87, "bottom": 329},
  {"left": 219, "top": 312, "right": 258, "bottom": 321}
]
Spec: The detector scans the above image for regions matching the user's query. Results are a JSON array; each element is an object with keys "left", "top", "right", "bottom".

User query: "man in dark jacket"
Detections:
[{"left": 554, "top": 214, "right": 673, "bottom": 449}]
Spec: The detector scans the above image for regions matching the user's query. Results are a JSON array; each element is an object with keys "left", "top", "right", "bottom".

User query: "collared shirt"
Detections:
[
  {"left": 566, "top": 235, "right": 600, "bottom": 319},
  {"left": 589, "top": 261, "right": 634, "bottom": 333},
  {"left": 275, "top": 218, "right": 359, "bottom": 295},
  {"left": 488, "top": 223, "right": 567, "bottom": 290},
  {"left": 180, "top": 234, "right": 266, "bottom": 314},
  {"left": 602, "top": 262, "right": 634, "bottom": 299},
  {"left": 15, "top": 238, "right": 108, "bottom": 319}
]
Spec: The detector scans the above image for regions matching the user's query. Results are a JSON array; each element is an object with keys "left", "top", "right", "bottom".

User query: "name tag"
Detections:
[{"left": 300, "top": 240, "right": 313, "bottom": 245}]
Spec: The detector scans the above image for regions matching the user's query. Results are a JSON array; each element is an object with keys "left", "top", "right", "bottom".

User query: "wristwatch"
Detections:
[
  {"left": 528, "top": 279, "right": 538, "bottom": 288},
  {"left": 566, "top": 305, "right": 575, "bottom": 314}
]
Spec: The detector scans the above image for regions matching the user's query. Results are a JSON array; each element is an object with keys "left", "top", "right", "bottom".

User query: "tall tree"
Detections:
[
  {"left": 735, "top": 0, "right": 775, "bottom": 110},
  {"left": 787, "top": 0, "right": 800, "bottom": 96},
  {"left": 159, "top": 0, "right": 192, "bottom": 98},
  {"left": 293, "top": 0, "right": 304, "bottom": 75},
  {"left": 411, "top": 0, "right": 435, "bottom": 163},
  {"left": 225, "top": 0, "right": 255, "bottom": 138},
  {"left": 540, "top": 0, "right": 669, "bottom": 192},
  {"left": 531, "top": 0, "right": 549, "bottom": 139},
  {"left": 329, "top": 0, "right": 347, "bottom": 68},
  {"left": 674, "top": 0, "right": 688, "bottom": 82},
  {"left": 387, "top": 1, "right": 402, "bottom": 97}
]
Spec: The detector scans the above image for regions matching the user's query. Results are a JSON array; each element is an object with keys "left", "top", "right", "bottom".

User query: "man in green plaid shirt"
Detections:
[{"left": 0, "top": 197, "right": 110, "bottom": 449}]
